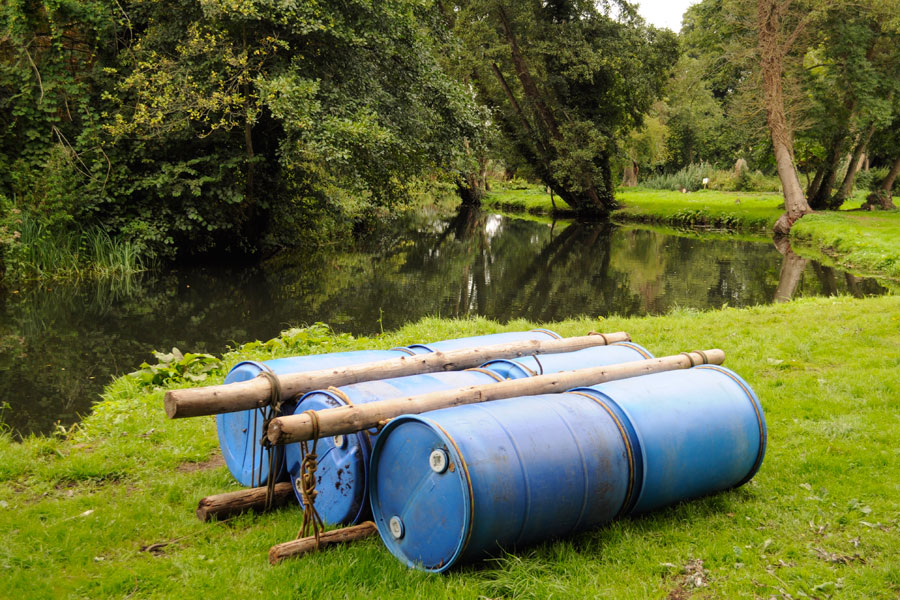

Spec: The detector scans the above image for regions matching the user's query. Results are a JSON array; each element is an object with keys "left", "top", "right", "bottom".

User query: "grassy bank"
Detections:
[
  {"left": 484, "top": 184, "right": 899, "bottom": 280},
  {"left": 484, "top": 185, "right": 786, "bottom": 230},
  {"left": 3, "top": 297, "right": 900, "bottom": 598},
  {"left": 792, "top": 211, "right": 900, "bottom": 279}
]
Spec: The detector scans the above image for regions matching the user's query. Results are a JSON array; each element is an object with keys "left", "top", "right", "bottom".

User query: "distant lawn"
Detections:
[
  {"left": 484, "top": 183, "right": 899, "bottom": 280},
  {"left": 3, "top": 297, "right": 900, "bottom": 597},
  {"left": 791, "top": 211, "right": 900, "bottom": 280}
]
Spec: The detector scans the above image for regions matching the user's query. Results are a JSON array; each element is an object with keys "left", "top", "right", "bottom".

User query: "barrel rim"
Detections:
[
  {"left": 369, "top": 414, "right": 473, "bottom": 573},
  {"left": 694, "top": 364, "right": 768, "bottom": 486},
  {"left": 565, "top": 388, "right": 645, "bottom": 516}
]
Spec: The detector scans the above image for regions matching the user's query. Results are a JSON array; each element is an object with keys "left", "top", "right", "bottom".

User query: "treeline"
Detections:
[
  {"left": 0, "top": 1, "right": 678, "bottom": 269},
  {"left": 625, "top": 0, "right": 900, "bottom": 227},
  {"left": 2, "top": 1, "right": 899, "bottom": 272}
]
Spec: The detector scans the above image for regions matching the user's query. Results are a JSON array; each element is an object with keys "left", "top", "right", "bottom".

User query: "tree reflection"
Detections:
[{"left": 1, "top": 209, "right": 890, "bottom": 436}]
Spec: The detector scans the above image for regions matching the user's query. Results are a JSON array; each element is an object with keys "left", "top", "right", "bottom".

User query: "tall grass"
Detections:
[
  {"left": 6, "top": 214, "right": 147, "bottom": 280},
  {"left": 640, "top": 163, "right": 782, "bottom": 193}
]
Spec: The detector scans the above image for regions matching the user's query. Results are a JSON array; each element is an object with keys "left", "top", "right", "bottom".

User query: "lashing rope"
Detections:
[
  {"left": 297, "top": 410, "right": 325, "bottom": 548},
  {"left": 253, "top": 368, "right": 284, "bottom": 511}
]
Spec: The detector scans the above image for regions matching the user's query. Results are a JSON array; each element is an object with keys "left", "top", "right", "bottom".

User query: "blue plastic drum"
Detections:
[
  {"left": 369, "top": 366, "right": 766, "bottom": 571},
  {"left": 481, "top": 341, "right": 652, "bottom": 379},
  {"left": 284, "top": 370, "right": 504, "bottom": 525},
  {"left": 402, "top": 328, "right": 560, "bottom": 355},
  {"left": 218, "top": 330, "right": 562, "bottom": 486},
  {"left": 217, "top": 351, "right": 408, "bottom": 486}
]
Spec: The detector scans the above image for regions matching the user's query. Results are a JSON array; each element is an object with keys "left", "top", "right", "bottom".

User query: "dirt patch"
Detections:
[
  {"left": 665, "top": 559, "right": 709, "bottom": 599},
  {"left": 176, "top": 453, "right": 225, "bottom": 473}
]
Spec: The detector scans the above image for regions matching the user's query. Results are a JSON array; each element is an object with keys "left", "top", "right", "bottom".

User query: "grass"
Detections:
[
  {"left": 483, "top": 183, "right": 899, "bottom": 280},
  {"left": 791, "top": 211, "right": 900, "bottom": 279},
  {"left": 3, "top": 213, "right": 147, "bottom": 281},
  {"left": 3, "top": 298, "right": 900, "bottom": 598}
]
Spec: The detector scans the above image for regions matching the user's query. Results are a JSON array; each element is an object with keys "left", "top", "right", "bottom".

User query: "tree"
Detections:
[
  {"left": 754, "top": 0, "right": 816, "bottom": 234},
  {"left": 452, "top": 0, "right": 677, "bottom": 217}
]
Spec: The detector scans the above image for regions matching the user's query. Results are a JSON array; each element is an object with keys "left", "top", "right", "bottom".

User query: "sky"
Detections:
[{"left": 633, "top": 0, "right": 698, "bottom": 32}]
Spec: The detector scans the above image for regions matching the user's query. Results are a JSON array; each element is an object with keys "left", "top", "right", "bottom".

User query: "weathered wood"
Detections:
[
  {"left": 268, "top": 521, "right": 378, "bottom": 564},
  {"left": 165, "top": 332, "right": 630, "bottom": 419},
  {"left": 266, "top": 350, "right": 725, "bottom": 445},
  {"left": 195, "top": 483, "right": 294, "bottom": 522}
]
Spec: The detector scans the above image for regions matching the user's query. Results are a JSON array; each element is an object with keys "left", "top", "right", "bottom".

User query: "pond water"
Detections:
[{"left": 0, "top": 208, "right": 889, "bottom": 436}]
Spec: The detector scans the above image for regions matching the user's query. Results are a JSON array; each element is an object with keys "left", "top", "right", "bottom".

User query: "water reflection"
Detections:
[{"left": 0, "top": 208, "right": 889, "bottom": 436}]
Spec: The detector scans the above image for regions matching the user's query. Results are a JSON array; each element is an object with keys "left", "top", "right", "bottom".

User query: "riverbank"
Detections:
[
  {"left": 483, "top": 185, "right": 899, "bottom": 279},
  {"left": 3, "top": 296, "right": 899, "bottom": 597}
]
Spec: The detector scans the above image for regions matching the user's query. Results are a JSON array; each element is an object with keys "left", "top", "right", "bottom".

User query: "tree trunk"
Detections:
[
  {"left": 808, "top": 133, "right": 845, "bottom": 209},
  {"left": 831, "top": 122, "right": 875, "bottom": 208},
  {"left": 806, "top": 164, "right": 825, "bottom": 199},
  {"left": 880, "top": 152, "right": 900, "bottom": 194},
  {"left": 757, "top": 0, "right": 812, "bottom": 234},
  {"left": 494, "top": 5, "right": 610, "bottom": 217}
]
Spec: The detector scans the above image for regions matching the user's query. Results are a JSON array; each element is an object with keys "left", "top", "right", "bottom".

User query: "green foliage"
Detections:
[
  {"left": 128, "top": 348, "right": 223, "bottom": 390},
  {"left": 640, "top": 163, "right": 782, "bottom": 193},
  {"left": 1, "top": 209, "right": 146, "bottom": 280},
  {"left": 453, "top": 1, "right": 678, "bottom": 214},
  {"left": 2, "top": 0, "right": 486, "bottom": 263}
]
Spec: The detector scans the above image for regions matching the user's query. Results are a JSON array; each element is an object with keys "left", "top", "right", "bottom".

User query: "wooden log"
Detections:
[
  {"left": 165, "top": 332, "right": 630, "bottom": 419},
  {"left": 195, "top": 483, "right": 294, "bottom": 522},
  {"left": 266, "top": 350, "right": 725, "bottom": 445},
  {"left": 268, "top": 521, "right": 378, "bottom": 564}
]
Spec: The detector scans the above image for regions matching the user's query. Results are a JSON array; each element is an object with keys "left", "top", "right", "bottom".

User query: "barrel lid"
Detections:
[
  {"left": 370, "top": 416, "right": 471, "bottom": 572},
  {"left": 285, "top": 390, "right": 371, "bottom": 526}
]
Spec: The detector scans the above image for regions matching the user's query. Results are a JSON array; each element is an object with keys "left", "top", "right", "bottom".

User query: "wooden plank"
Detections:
[
  {"left": 195, "top": 483, "right": 294, "bottom": 521},
  {"left": 268, "top": 522, "right": 378, "bottom": 564}
]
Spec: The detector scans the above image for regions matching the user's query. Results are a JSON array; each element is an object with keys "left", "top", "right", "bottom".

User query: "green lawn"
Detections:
[
  {"left": 3, "top": 298, "right": 900, "bottom": 598},
  {"left": 484, "top": 184, "right": 898, "bottom": 280},
  {"left": 792, "top": 211, "right": 900, "bottom": 279}
]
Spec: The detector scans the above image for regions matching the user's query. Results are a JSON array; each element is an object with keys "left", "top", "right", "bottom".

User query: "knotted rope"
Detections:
[{"left": 297, "top": 410, "right": 325, "bottom": 548}]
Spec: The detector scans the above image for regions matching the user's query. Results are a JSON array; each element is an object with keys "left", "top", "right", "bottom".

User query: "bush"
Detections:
[{"left": 640, "top": 163, "right": 781, "bottom": 193}]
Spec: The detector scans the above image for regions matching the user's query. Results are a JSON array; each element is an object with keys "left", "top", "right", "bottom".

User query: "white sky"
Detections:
[{"left": 633, "top": 0, "right": 698, "bottom": 32}]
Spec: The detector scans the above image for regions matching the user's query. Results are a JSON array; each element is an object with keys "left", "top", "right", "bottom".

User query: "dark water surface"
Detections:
[{"left": 0, "top": 208, "right": 888, "bottom": 436}]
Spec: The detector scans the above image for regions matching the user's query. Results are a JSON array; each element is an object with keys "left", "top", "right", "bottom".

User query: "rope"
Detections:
[
  {"left": 680, "top": 352, "right": 697, "bottom": 367},
  {"left": 531, "top": 354, "right": 545, "bottom": 375},
  {"left": 297, "top": 410, "right": 325, "bottom": 548},
  {"left": 694, "top": 350, "right": 710, "bottom": 364},
  {"left": 588, "top": 331, "right": 610, "bottom": 345},
  {"left": 255, "top": 368, "right": 284, "bottom": 511}
]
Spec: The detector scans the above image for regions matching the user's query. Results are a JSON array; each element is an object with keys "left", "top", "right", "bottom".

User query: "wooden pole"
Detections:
[
  {"left": 164, "top": 332, "right": 630, "bottom": 419},
  {"left": 268, "top": 522, "right": 378, "bottom": 564},
  {"left": 266, "top": 350, "right": 724, "bottom": 445},
  {"left": 195, "top": 483, "right": 294, "bottom": 522}
]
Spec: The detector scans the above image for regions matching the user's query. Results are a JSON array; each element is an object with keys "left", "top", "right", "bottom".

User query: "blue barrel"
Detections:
[
  {"left": 218, "top": 330, "right": 561, "bottom": 486},
  {"left": 368, "top": 366, "right": 765, "bottom": 571},
  {"left": 481, "top": 341, "right": 652, "bottom": 379},
  {"left": 284, "top": 342, "right": 650, "bottom": 525},
  {"left": 284, "top": 369, "right": 504, "bottom": 525},
  {"left": 402, "top": 328, "right": 560, "bottom": 355},
  {"left": 217, "top": 351, "right": 408, "bottom": 486}
]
